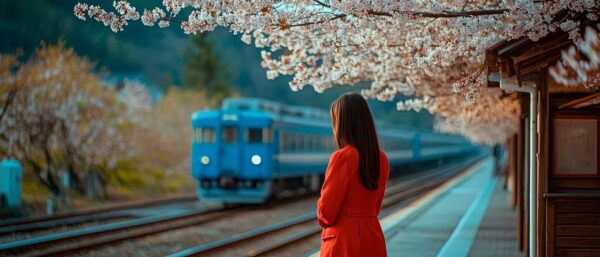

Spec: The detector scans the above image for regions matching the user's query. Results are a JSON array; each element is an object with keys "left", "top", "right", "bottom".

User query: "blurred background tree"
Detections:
[
  {"left": 0, "top": 42, "right": 126, "bottom": 199},
  {"left": 0, "top": 43, "right": 204, "bottom": 211},
  {"left": 183, "top": 34, "right": 232, "bottom": 102}
]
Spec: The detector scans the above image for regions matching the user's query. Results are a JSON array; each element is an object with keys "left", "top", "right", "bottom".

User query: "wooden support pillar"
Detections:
[
  {"left": 524, "top": 116, "right": 530, "bottom": 256},
  {"left": 521, "top": 93, "right": 530, "bottom": 255},
  {"left": 511, "top": 134, "right": 518, "bottom": 207},
  {"left": 537, "top": 71, "right": 549, "bottom": 257},
  {"left": 516, "top": 118, "right": 524, "bottom": 252}
]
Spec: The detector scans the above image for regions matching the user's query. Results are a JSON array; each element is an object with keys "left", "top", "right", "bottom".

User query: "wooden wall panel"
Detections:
[
  {"left": 552, "top": 119, "right": 598, "bottom": 176},
  {"left": 555, "top": 201, "right": 600, "bottom": 213},
  {"left": 556, "top": 214, "right": 600, "bottom": 225},
  {"left": 547, "top": 199, "right": 555, "bottom": 257},
  {"left": 547, "top": 92, "right": 600, "bottom": 257},
  {"left": 556, "top": 249, "right": 600, "bottom": 257},
  {"left": 547, "top": 197, "right": 600, "bottom": 256},
  {"left": 549, "top": 178, "right": 600, "bottom": 189},
  {"left": 555, "top": 237, "right": 600, "bottom": 248},
  {"left": 556, "top": 225, "right": 600, "bottom": 236}
]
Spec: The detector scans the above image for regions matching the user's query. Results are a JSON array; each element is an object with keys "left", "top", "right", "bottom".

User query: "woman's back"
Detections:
[
  {"left": 317, "top": 145, "right": 389, "bottom": 257},
  {"left": 319, "top": 92, "right": 389, "bottom": 257}
]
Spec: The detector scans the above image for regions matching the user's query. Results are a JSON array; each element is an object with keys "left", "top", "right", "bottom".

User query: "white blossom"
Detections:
[
  {"left": 241, "top": 33, "right": 252, "bottom": 44},
  {"left": 72, "top": 0, "right": 600, "bottom": 144},
  {"left": 550, "top": 27, "right": 600, "bottom": 89},
  {"left": 74, "top": 3, "right": 88, "bottom": 20}
]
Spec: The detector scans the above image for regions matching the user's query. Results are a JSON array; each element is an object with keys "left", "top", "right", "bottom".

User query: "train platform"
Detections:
[{"left": 381, "top": 157, "right": 523, "bottom": 257}]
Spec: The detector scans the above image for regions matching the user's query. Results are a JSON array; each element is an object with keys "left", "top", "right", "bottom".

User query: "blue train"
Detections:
[{"left": 191, "top": 98, "right": 477, "bottom": 204}]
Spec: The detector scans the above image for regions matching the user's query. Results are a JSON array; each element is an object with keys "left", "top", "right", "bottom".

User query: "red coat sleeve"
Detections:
[
  {"left": 375, "top": 153, "right": 389, "bottom": 215},
  {"left": 317, "top": 151, "right": 350, "bottom": 227}
]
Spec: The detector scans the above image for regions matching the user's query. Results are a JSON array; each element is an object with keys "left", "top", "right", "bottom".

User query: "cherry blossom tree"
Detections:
[
  {"left": 72, "top": 1, "right": 599, "bottom": 143},
  {"left": 0, "top": 43, "right": 128, "bottom": 197},
  {"left": 0, "top": 54, "right": 19, "bottom": 127},
  {"left": 117, "top": 79, "right": 153, "bottom": 124},
  {"left": 129, "top": 88, "right": 213, "bottom": 176}
]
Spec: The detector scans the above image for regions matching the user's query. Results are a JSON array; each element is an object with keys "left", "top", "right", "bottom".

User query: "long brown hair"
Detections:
[{"left": 330, "top": 92, "right": 380, "bottom": 190}]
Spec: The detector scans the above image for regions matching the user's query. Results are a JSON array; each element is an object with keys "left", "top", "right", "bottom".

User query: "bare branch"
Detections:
[
  {"left": 312, "top": 0, "right": 330, "bottom": 8},
  {"left": 0, "top": 88, "right": 16, "bottom": 124},
  {"left": 160, "top": 17, "right": 184, "bottom": 23}
]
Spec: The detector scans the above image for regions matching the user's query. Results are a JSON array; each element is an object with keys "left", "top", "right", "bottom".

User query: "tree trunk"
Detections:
[
  {"left": 13, "top": 140, "right": 61, "bottom": 195},
  {"left": 68, "top": 166, "right": 86, "bottom": 195},
  {"left": 41, "top": 140, "right": 61, "bottom": 196},
  {"left": 0, "top": 88, "right": 16, "bottom": 125}
]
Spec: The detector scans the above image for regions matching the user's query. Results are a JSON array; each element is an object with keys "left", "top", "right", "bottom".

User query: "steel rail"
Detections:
[
  {"left": 0, "top": 206, "right": 220, "bottom": 255},
  {"left": 1, "top": 155, "right": 482, "bottom": 257},
  {"left": 21, "top": 211, "right": 229, "bottom": 257},
  {"left": 167, "top": 156, "right": 482, "bottom": 257},
  {"left": 0, "top": 193, "right": 316, "bottom": 256},
  {"left": 244, "top": 157, "right": 482, "bottom": 257},
  {"left": 0, "top": 212, "right": 135, "bottom": 236},
  {"left": 0, "top": 194, "right": 196, "bottom": 228}
]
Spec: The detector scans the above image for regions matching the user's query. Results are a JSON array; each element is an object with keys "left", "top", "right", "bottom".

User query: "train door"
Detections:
[
  {"left": 192, "top": 126, "right": 219, "bottom": 179},
  {"left": 219, "top": 125, "right": 241, "bottom": 189},
  {"left": 242, "top": 127, "right": 272, "bottom": 180}
]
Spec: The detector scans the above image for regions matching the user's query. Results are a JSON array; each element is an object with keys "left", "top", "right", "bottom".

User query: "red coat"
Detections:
[{"left": 317, "top": 145, "right": 389, "bottom": 257}]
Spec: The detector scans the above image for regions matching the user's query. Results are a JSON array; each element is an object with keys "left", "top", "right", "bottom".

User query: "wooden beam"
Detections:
[
  {"left": 511, "top": 33, "right": 570, "bottom": 64},
  {"left": 498, "top": 38, "right": 531, "bottom": 56},
  {"left": 558, "top": 92, "right": 600, "bottom": 109}
]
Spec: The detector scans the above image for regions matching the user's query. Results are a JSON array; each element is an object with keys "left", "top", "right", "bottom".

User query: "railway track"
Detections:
[
  {"left": 0, "top": 156, "right": 481, "bottom": 257},
  {"left": 0, "top": 194, "right": 197, "bottom": 236},
  {"left": 0, "top": 207, "right": 221, "bottom": 257},
  {"left": 0, "top": 192, "right": 319, "bottom": 257},
  {"left": 165, "top": 156, "right": 482, "bottom": 257}
]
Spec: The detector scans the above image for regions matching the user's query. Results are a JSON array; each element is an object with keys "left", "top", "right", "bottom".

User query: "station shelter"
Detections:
[{"left": 485, "top": 25, "right": 600, "bottom": 256}]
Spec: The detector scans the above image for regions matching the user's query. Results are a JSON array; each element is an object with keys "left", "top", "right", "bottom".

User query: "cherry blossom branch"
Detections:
[
  {"left": 70, "top": 0, "right": 599, "bottom": 144},
  {"left": 284, "top": 8, "right": 508, "bottom": 28},
  {"left": 550, "top": 27, "right": 600, "bottom": 88},
  {"left": 367, "top": 9, "right": 509, "bottom": 18},
  {"left": 286, "top": 14, "right": 346, "bottom": 28},
  {"left": 312, "top": 0, "right": 330, "bottom": 8},
  {"left": 309, "top": 0, "right": 508, "bottom": 18}
]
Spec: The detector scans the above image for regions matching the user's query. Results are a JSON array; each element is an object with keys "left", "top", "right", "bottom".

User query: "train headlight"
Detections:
[
  {"left": 200, "top": 156, "right": 210, "bottom": 165},
  {"left": 251, "top": 155, "right": 262, "bottom": 165}
]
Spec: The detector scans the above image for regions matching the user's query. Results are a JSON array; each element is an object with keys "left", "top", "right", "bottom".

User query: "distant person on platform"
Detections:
[
  {"left": 493, "top": 144, "right": 503, "bottom": 177},
  {"left": 317, "top": 93, "right": 389, "bottom": 257}
]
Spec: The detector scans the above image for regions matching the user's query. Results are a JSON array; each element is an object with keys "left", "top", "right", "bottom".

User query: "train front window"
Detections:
[
  {"left": 246, "top": 128, "right": 263, "bottom": 143},
  {"left": 222, "top": 127, "right": 237, "bottom": 143},
  {"left": 263, "top": 128, "right": 273, "bottom": 143},
  {"left": 194, "top": 128, "right": 201, "bottom": 142},
  {"left": 194, "top": 128, "right": 216, "bottom": 143},
  {"left": 203, "top": 128, "right": 216, "bottom": 143}
]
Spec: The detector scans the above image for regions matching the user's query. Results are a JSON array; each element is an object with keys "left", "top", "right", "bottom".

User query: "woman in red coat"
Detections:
[{"left": 318, "top": 92, "right": 390, "bottom": 257}]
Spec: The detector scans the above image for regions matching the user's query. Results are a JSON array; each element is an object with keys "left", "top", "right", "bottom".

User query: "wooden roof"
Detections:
[{"left": 485, "top": 32, "right": 572, "bottom": 86}]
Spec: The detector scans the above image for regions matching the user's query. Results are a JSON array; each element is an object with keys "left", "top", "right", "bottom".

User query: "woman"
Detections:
[{"left": 318, "top": 92, "right": 390, "bottom": 257}]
